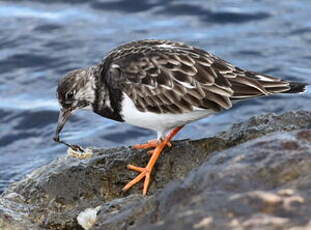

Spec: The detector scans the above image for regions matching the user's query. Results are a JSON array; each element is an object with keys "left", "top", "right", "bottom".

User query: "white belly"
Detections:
[{"left": 121, "top": 93, "right": 213, "bottom": 135}]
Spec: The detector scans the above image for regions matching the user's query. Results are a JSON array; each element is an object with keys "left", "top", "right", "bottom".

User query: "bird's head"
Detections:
[{"left": 54, "top": 67, "right": 97, "bottom": 141}]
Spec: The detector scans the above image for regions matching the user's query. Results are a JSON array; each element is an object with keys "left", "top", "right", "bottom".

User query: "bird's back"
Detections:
[{"left": 100, "top": 39, "right": 306, "bottom": 116}]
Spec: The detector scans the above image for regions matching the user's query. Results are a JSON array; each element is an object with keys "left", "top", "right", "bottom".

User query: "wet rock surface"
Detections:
[{"left": 1, "top": 111, "right": 311, "bottom": 230}]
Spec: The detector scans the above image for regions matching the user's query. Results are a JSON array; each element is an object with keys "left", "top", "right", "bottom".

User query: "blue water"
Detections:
[{"left": 1, "top": 0, "right": 311, "bottom": 193}]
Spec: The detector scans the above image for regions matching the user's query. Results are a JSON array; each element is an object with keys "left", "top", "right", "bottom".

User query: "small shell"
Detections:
[
  {"left": 67, "top": 147, "right": 93, "bottom": 159},
  {"left": 77, "top": 206, "right": 101, "bottom": 230}
]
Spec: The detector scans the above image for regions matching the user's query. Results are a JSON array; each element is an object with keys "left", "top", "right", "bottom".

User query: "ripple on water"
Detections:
[
  {"left": 14, "top": 110, "right": 59, "bottom": 130},
  {"left": 154, "top": 4, "right": 271, "bottom": 24},
  {"left": 205, "top": 11, "right": 270, "bottom": 24},
  {"left": 91, "top": 0, "right": 165, "bottom": 13},
  {"left": 1, "top": 0, "right": 311, "bottom": 194},
  {"left": 33, "top": 23, "right": 63, "bottom": 32},
  {"left": 0, "top": 53, "right": 60, "bottom": 73}
]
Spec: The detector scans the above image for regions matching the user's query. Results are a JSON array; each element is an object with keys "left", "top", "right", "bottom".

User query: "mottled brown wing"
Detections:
[{"left": 105, "top": 40, "right": 290, "bottom": 114}]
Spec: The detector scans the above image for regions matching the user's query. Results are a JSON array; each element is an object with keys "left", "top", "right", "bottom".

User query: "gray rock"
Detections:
[{"left": 1, "top": 111, "right": 311, "bottom": 230}]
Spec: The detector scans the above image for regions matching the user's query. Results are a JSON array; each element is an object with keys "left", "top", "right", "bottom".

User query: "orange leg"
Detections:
[{"left": 122, "top": 126, "right": 184, "bottom": 195}]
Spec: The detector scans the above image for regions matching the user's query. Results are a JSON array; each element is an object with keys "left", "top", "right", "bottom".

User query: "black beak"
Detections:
[
  {"left": 54, "top": 108, "right": 73, "bottom": 142},
  {"left": 53, "top": 107, "right": 84, "bottom": 152}
]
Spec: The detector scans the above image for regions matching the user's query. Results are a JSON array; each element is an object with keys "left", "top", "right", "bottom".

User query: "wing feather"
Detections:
[{"left": 103, "top": 40, "right": 291, "bottom": 114}]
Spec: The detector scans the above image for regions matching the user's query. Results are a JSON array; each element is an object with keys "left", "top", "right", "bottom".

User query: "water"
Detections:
[{"left": 1, "top": 0, "right": 311, "bottom": 193}]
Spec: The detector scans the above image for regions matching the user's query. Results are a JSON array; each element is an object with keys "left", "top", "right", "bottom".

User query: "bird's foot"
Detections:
[
  {"left": 123, "top": 126, "right": 184, "bottom": 195},
  {"left": 123, "top": 140, "right": 167, "bottom": 195}
]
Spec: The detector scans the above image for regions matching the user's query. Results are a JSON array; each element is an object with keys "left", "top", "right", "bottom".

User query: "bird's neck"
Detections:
[{"left": 92, "top": 65, "right": 124, "bottom": 122}]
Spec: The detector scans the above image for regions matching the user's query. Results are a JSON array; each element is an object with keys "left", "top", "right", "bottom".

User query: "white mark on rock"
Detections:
[
  {"left": 77, "top": 206, "right": 101, "bottom": 230},
  {"left": 193, "top": 217, "right": 213, "bottom": 229}
]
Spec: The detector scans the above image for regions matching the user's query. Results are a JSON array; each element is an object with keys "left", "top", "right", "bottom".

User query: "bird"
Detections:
[{"left": 54, "top": 39, "right": 308, "bottom": 195}]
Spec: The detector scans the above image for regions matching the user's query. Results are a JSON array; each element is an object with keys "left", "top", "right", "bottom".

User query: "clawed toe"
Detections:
[
  {"left": 132, "top": 140, "right": 158, "bottom": 150},
  {"left": 133, "top": 139, "right": 172, "bottom": 151},
  {"left": 127, "top": 164, "right": 145, "bottom": 172},
  {"left": 122, "top": 165, "right": 151, "bottom": 195}
]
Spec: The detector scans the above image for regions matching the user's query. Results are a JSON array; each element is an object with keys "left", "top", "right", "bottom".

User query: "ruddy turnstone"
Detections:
[{"left": 54, "top": 39, "right": 308, "bottom": 195}]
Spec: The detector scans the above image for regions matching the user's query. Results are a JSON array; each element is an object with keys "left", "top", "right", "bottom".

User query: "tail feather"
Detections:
[
  {"left": 230, "top": 71, "right": 308, "bottom": 99},
  {"left": 285, "top": 82, "right": 308, "bottom": 94}
]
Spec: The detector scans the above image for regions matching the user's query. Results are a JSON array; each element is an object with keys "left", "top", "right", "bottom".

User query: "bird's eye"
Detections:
[{"left": 66, "top": 91, "right": 74, "bottom": 100}]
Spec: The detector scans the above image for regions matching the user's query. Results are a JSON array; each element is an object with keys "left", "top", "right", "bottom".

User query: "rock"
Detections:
[
  {"left": 137, "top": 129, "right": 311, "bottom": 230},
  {"left": 1, "top": 111, "right": 311, "bottom": 230}
]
